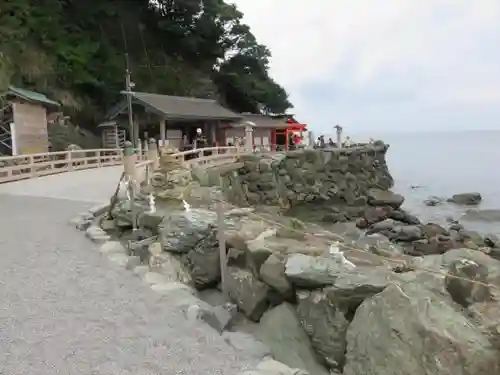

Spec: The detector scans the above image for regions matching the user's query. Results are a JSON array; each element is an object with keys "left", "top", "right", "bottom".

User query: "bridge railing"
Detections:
[
  {"left": 0, "top": 145, "right": 249, "bottom": 184},
  {"left": 173, "top": 146, "right": 246, "bottom": 168},
  {"left": 0, "top": 149, "right": 124, "bottom": 183},
  {"left": 134, "top": 146, "right": 247, "bottom": 186}
]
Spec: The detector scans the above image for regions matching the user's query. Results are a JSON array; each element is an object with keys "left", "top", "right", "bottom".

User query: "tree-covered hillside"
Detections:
[{"left": 0, "top": 0, "right": 292, "bottom": 124}]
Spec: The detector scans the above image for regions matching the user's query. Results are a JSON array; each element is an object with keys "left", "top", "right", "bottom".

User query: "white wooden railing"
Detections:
[{"left": 0, "top": 146, "right": 248, "bottom": 184}]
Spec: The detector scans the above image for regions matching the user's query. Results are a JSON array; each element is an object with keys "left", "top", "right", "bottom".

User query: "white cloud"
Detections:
[{"left": 230, "top": 0, "right": 500, "bottom": 132}]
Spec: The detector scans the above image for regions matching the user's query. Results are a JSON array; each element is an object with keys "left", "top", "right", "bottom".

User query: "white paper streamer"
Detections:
[{"left": 329, "top": 241, "right": 356, "bottom": 269}]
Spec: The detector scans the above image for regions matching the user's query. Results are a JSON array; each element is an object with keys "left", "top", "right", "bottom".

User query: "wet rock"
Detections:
[
  {"left": 424, "top": 196, "right": 444, "bottom": 206},
  {"left": 187, "top": 231, "right": 221, "bottom": 288},
  {"left": 158, "top": 209, "right": 216, "bottom": 253},
  {"left": 409, "top": 236, "right": 458, "bottom": 256},
  {"left": 226, "top": 267, "right": 270, "bottom": 321},
  {"left": 447, "top": 192, "right": 482, "bottom": 206},
  {"left": 388, "top": 209, "right": 421, "bottom": 225},
  {"left": 296, "top": 290, "right": 349, "bottom": 370},
  {"left": 367, "top": 218, "right": 398, "bottom": 233},
  {"left": 462, "top": 209, "right": 500, "bottom": 222},
  {"left": 484, "top": 234, "right": 500, "bottom": 248},
  {"left": 363, "top": 206, "right": 392, "bottom": 225},
  {"left": 421, "top": 223, "right": 448, "bottom": 238},
  {"left": 260, "top": 254, "right": 293, "bottom": 297},
  {"left": 251, "top": 303, "right": 330, "bottom": 375},
  {"left": 394, "top": 225, "right": 422, "bottom": 242},
  {"left": 367, "top": 188, "right": 404, "bottom": 209},
  {"left": 343, "top": 283, "right": 500, "bottom": 375},
  {"left": 457, "top": 228, "right": 485, "bottom": 247},
  {"left": 445, "top": 258, "right": 491, "bottom": 308}
]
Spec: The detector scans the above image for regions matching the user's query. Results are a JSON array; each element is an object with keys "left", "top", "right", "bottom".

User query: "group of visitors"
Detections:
[{"left": 314, "top": 135, "right": 353, "bottom": 148}]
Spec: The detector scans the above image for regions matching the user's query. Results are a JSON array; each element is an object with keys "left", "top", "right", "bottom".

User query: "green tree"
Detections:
[{"left": 0, "top": 0, "right": 292, "bottom": 124}]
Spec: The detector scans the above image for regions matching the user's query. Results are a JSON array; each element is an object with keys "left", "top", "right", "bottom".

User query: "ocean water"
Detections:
[{"left": 367, "top": 130, "right": 500, "bottom": 235}]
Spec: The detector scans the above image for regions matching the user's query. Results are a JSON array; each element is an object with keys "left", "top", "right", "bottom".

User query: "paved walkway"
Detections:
[{"left": 0, "top": 168, "right": 256, "bottom": 374}]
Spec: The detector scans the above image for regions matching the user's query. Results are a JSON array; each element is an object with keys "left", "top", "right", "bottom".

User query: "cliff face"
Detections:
[{"left": 221, "top": 144, "right": 394, "bottom": 213}]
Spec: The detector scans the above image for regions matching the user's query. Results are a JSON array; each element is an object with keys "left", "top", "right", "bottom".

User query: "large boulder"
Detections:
[
  {"left": 285, "top": 253, "right": 393, "bottom": 291},
  {"left": 343, "top": 283, "right": 500, "bottom": 375},
  {"left": 367, "top": 188, "right": 404, "bottom": 209},
  {"left": 260, "top": 254, "right": 293, "bottom": 297},
  {"left": 158, "top": 209, "right": 216, "bottom": 253},
  {"left": 296, "top": 290, "right": 349, "bottom": 371},
  {"left": 226, "top": 267, "right": 270, "bottom": 321},
  {"left": 285, "top": 254, "right": 352, "bottom": 288},
  {"left": 250, "top": 303, "right": 330, "bottom": 375},
  {"left": 447, "top": 192, "right": 482, "bottom": 206},
  {"left": 444, "top": 258, "right": 491, "bottom": 307},
  {"left": 186, "top": 231, "right": 221, "bottom": 288}
]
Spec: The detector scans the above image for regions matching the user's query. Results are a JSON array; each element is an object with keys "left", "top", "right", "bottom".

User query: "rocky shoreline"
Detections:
[
  {"left": 71, "top": 189, "right": 500, "bottom": 375},
  {"left": 70, "top": 147, "right": 500, "bottom": 375}
]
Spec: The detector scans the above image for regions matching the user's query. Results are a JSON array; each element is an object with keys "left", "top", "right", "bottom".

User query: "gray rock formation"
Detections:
[
  {"left": 343, "top": 282, "right": 500, "bottom": 375},
  {"left": 250, "top": 303, "right": 330, "bottom": 375},
  {"left": 220, "top": 144, "right": 393, "bottom": 207},
  {"left": 296, "top": 290, "right": 349, "bottom": 371},
  {"left": 158, "top": 209, "right": 216, "bottom": 253},
  {"left": 447, "top": 192, "right": 482, "bottom": 205}
]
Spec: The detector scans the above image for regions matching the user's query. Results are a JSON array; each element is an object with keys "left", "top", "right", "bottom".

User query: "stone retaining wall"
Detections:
[{"left": 220, "top": 143, "right": 394, "bottom": 207}]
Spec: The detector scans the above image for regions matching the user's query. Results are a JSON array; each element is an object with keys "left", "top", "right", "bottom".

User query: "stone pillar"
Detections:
[
  {"left": 335, "top": 125, "right": 343, "bottom": 148},
  {"left": 245, "top": 124, "right": 254, "bottom": 152},
  {"left": 147, "top": 138, "right": 159, "bottom": 169},
  {"left": 160, "top": 119, "right": 166, "bottom": 147},
  {"left": 123, "top": 141, "right": 136, "bottom": 179}
]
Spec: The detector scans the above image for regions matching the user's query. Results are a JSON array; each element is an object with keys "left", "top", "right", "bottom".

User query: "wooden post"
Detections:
[
  {"left": 137, "top": 139, "right": 142, "bottom": 160},
  {"left": 123, "top": 141, "right": 138, "bottom": 229},
  {"left": 216, "top": 201, "right": 228, "bottom": 297},
  {"left": 147, "top": 138, "right": 159, "bottom": 169},
  {"left": 160, "top": 119, "right": 166, "bottom": 148},
  {"left": 67, "top": 150, "right": 73, "bottom": 171}
]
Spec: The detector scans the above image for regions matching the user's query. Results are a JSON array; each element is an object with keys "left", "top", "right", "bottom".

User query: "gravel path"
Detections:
[{"left": 0, "top": 172, "right": 257, "bottom": 374}]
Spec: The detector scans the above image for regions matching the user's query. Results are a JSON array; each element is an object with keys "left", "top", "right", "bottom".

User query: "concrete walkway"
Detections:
[{"left": 0, "top": 168, "right": 257, "bottom": 374}]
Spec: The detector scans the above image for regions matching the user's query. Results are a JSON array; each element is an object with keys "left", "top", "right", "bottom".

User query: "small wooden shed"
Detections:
[{"left": 0, "top": 86, "right": 60, "bottom": 155}]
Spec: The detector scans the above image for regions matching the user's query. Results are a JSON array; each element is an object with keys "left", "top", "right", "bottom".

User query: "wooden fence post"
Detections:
[
  {"left": 216, "top": 200, "right": 228, "bottom": 298},
  {"left": 147, "top": 138, "right": 159, "bottom": 170},
  {"left": 123, "top": 141, "right": 138, "bottom": 229}
]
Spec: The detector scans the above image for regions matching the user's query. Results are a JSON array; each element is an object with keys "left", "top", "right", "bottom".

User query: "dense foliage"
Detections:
[{"left": 0, "top": 0, "right": 292, "bottom": 124}]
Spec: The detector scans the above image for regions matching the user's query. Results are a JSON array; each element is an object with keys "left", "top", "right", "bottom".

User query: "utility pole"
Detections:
[
  {"left": 124, "top": 53, "right": 137, "bottom": 230},
  {"left": 125, "top": 53, "right": 135, "bottom": 148}
]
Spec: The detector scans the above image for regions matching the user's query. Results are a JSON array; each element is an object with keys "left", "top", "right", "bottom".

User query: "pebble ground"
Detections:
[{"left": 0, "top": 168, "right": 257, "bottom": 374}]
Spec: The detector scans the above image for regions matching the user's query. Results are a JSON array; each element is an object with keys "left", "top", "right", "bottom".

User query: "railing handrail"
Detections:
[
  {"left": 0, "top": 145, "right": 253, "bottom": 184},
  {"left": 0, "top": 148, "right": 125, "bottom": 162}
]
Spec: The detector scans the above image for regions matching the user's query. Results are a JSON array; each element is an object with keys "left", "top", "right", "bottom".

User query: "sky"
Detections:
[{"left": 230, "top": 0, "right": 500, "bottom": 134}]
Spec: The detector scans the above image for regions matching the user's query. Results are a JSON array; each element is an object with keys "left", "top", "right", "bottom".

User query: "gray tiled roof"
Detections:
[
  {"left": 239, "top": 113, "right": 289, "bottom": 128},
  {"left": 120, "top": 91, "right": 242, "bottom": 120}
]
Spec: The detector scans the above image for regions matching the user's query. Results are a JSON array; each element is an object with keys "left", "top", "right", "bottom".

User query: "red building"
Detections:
[{"left": 219, "top": 113, "right": 308, "bottom": 150}]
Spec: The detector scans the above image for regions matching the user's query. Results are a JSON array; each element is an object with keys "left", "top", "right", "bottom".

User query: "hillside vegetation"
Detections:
[{"left": 0, "top": 0, "right": 292, "bottom": 125}]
